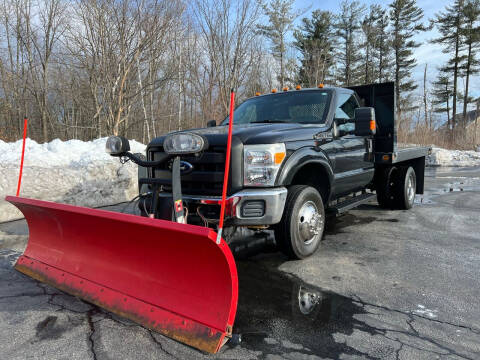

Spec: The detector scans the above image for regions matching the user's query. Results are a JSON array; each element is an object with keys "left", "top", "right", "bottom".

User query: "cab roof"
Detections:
[{"left": 248, "top": 86, "right": 351, "bottom": 101}]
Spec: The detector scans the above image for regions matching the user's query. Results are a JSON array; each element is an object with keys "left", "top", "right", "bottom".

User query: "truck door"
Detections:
[{"left": 333, "top": 92, "right": 374, "bottom": 197}]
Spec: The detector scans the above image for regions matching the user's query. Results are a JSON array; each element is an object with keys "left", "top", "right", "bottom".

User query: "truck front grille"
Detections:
[{"left": 148, "top": 146, "right": 231, "bottom": 196}]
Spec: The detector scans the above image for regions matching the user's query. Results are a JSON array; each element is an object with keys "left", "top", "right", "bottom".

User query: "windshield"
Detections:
[{"left": 222, "top": 90, "right": 332, "bottom": 125}]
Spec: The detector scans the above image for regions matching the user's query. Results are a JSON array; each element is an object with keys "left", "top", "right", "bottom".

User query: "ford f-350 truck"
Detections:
[{"left": 135, "top": 82, "right": 429, "bottom": 259}]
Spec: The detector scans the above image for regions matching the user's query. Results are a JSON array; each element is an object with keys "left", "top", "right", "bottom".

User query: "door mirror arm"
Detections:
[{"left": 334, "top": 118, "right": 350, "bottom": 125}]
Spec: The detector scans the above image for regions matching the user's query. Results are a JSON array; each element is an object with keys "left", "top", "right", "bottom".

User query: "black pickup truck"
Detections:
[{"left": 132, "top": 82, "right": 429, "bottom": 259}]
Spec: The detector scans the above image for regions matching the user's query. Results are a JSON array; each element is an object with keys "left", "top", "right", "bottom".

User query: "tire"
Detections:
[
  {"left": 392, "top": 166, "right": 416, "bottom": 210},
  {"left": 275, "top": 185, "right": 325, "bottom": 259}
]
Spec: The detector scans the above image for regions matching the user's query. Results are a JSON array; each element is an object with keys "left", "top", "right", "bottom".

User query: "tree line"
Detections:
[{"left": 0, "top": 0, "right": 479, "bottom": 148}]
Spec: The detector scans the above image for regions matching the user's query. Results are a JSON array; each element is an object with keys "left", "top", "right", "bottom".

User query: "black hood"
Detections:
[{"left": 148, "top": 123, "right": 328, "bottom": 147}]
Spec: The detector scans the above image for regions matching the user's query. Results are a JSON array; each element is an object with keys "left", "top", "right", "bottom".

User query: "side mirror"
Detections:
[
  {"left": 206, "top": 120, "right": 217, "bottom": 127},
  {"left": 354, "top": 107, "right": 376, "bottom": 136}
]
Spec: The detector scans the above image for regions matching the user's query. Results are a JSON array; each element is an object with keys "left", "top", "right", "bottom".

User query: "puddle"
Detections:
[
  {"left": 233, "top": 260, "right": 375, "bottom": 357},
  {"left": 417, "top": 180, "right": 480, "bottom": 204},
  {"left": 229, "top": 232, "right": 376, "bottom": 358}
]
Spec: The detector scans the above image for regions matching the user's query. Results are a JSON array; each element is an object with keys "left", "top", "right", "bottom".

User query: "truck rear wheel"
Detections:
[
  {"left": 275, "top": 185, "right": 325, "bottom": 259},
  {"left": 392, "top": 166, "right": 416, "bottom": 210}
]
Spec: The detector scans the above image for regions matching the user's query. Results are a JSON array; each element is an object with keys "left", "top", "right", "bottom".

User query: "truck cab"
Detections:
[{"left": 139, "top": 82, "right": 429, "bottom": 259}]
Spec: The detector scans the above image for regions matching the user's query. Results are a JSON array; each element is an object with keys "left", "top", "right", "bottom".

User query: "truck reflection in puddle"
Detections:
[{"left": 229, "top": 230, "right": 373, "bottom": 358}]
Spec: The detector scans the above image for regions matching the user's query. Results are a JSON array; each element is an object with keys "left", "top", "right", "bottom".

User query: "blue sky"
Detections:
[{"left": 291, "top": 0, "right": 479, "bottom": 104}]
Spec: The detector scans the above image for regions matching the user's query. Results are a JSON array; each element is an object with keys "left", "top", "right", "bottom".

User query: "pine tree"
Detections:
[
  {"left": 361, "top": 5, "right": 383, "bottom": 84},
  {"left": 372, "top": 6, "right": 393, "bottom": 82},
  {"left": 432, "top": 68, "right": 453, "bottom": 129},
  {"left": 258, "top": 0, "right": 299, "bottom": 88},
  {"left": 294, "top": 10, "right": 335, "bottom": 86},
  {"left": 431, "top": 0, "right": 465, "bottom": 131},
  {"left": 389, "top": 0, "right": 426, "bottom": 119},
  {"left": 334, "top": 0, "right": 366, "bottom": 86},
  {"left": 460, "top": 0, "right": 480, "bottom": 126}
]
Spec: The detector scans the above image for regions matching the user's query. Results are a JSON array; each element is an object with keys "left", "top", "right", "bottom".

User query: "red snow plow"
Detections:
[
  {"left": 9, "top": 196, "right": 237, "bottom": 353},
  {"left": 9, "top": 92, "right": 239, "bottom": 353}
]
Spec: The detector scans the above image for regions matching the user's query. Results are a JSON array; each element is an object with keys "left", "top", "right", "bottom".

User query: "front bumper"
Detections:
[{"left": 182, "top": 187, "right": 288, "bottom": 226}]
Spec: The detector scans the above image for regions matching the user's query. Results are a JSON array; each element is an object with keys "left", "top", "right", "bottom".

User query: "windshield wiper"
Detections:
[{"left": 251, "top": 119, "right": 289, "bottom": 124}]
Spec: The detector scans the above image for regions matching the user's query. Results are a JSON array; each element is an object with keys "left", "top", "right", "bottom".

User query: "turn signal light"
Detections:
[
  {"left": 274, "top": 152, "right": 286, "bottom": 164},
  {"left": 370, "top": 120, "right": 376, "bottom": 131},
  {"left": 382, "top": 155, "right": 390, "bottom": 161}
]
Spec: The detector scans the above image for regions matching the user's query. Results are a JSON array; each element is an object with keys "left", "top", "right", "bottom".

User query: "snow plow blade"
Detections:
[{"left": 7, "top": 196, "right": 238, "bottom": 354}]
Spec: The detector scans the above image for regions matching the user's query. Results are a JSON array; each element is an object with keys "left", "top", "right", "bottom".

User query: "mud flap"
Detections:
[{"left": 6, "top": 196, "right": 238, "bottom": 353}]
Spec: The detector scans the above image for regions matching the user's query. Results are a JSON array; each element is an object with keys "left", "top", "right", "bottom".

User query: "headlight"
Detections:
[
  {"left": 163, "top": 133, "right": 208, "bottom": 155},
  {"left": 244, "top": 143, "right": 286, "bottom": 186},
  {"left": 106, "top": 136, "right": 130, "bottom": 155}
]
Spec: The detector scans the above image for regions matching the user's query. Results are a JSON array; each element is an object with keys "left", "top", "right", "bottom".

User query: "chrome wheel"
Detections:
[
  {"left": 297, "top": 201, "right": 323, "bottom": 245},
  {"left": 297, "top": 286, "right": 321, "bottom": 315},
  {"left": 407, "top": 174, "right": 415, "bottom": 203}
]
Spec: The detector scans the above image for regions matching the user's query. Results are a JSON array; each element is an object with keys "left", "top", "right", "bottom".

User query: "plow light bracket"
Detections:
[
  {"left": 164, "top": 133, "right": 208, "bottom": 155},
  {"left": 106, "top": 136, "right": 130, "bottom": 156}
]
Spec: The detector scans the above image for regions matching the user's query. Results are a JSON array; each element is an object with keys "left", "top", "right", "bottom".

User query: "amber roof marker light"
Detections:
[
  {"left": 282, "top": 86, "right": 289, "bottom": 91},
  {"left": 255, "top": 92, "right": 261, "bottom": 96},
  {"left": 295, "top": 85, "right": 301, "bottom": 90},
  {"left": 271, "top": 88, "right": 277, "bottom": 93},
  {"left": 318, "top": 83, "right": 324, "bottom": 88}
]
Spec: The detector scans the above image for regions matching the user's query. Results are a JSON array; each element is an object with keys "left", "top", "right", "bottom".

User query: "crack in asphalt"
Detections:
[
  {"left": 86, "top": 309, "right": 99, "bottom": 360},
  {"left": 352, "top": 295, "right": 480, "bottom": 335},
  {"left": 147, "top": 330, "right": 180, "bottom": 360},
  {"left": 348, "top": 297, "right": 478, "bottom": 360},
  {"left": 394, "top": 343, "right": 404, "bottom": 360}
]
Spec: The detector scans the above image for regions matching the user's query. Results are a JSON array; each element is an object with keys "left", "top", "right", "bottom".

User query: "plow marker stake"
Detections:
[
  {"left": 7, "top": 196, "right": 238, "bottom": 353},
  {"left": 16, "top": 118, "right": 28, "bottom": 196}
]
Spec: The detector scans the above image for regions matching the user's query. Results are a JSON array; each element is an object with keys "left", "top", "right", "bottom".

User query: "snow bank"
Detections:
[
  {"left": 427, "top": 147, "right": 480, "bottom": 167},
  {"left": 0, "top": 138, "right": 146, "bottom": 222},
  {"left": 1, "top": 137, "right": 480, "bottom": 222}
]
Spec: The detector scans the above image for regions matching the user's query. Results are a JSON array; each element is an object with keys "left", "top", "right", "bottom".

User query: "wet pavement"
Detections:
[{"left": 1, "top": 166, "right": 480, "bottom": 359}]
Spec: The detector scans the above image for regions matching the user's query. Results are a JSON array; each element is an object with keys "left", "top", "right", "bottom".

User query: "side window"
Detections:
[{"left": 335, "top": 93, "right": 358, "bottom": 132}]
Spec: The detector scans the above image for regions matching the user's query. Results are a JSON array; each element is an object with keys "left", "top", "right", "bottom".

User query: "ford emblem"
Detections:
[
  {"left": 180, "top": 161, "right": 194, "bottom": 174},
  {"left": 168, "top": 160, "right": 194, "bottom": 174}
]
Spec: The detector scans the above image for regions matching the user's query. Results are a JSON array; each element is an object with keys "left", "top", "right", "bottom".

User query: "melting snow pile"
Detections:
[
  {"left": 0, "top": 138, "right": 146, "bottom": 222},
  {"left": 1, "top": 137, "right": 480, "bottom": 222},
  {"left": 427, "top": 147, "right": 480, "bottom": 167}
]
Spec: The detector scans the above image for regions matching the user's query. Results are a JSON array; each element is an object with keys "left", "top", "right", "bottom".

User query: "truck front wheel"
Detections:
[{"left": 275, "top": 185, "right": 325, "bottom": 259}]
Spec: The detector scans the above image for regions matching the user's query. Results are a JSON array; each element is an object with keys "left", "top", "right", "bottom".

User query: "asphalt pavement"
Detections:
[{"left": 1, "top": 166, "right": 479, "bottom": 359}]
